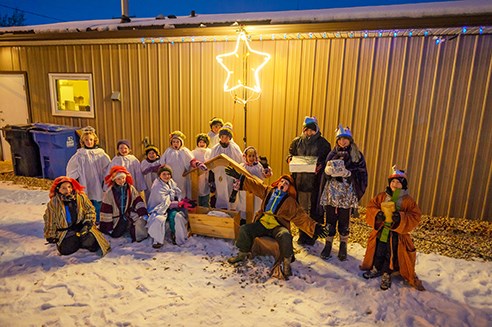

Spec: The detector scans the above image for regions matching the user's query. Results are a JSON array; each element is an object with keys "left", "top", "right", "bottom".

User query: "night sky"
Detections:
[{"left": 0, "top": 0, "right": 452, "bottom": 26}]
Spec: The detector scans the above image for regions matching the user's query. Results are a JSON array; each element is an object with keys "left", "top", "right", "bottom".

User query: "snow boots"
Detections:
[
  {"left": 227, "top": 251, "right": 249, "bottom": 264},
  {"left": 283, "top": 256, "right": 293, "bottom": 278},
  {"left": 363, "top": 267, "right": 383, "bottom": 279},
  {"left": 338, "top": 235, "right": 348, "bottom": 261},
  {"left": 380, "top": 272, "right": 392, "bottom": 290},
  {"left": 320, "top": 236, "right": 334, "bottom": 259}
]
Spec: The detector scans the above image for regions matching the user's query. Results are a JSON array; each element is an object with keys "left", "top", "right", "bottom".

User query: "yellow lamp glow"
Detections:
[{"left": 216, "top": 31, "right": 271, "bottom": 104}]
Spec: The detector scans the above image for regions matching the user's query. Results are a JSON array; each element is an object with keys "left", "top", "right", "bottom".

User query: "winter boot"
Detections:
[
  {"left": 320, "top": 236, "right": 334, "bottom": 259},
  {"left": 363, "top": 267, "right": 383, "bottom": 279},
  {"left": 170, "top": 232, "right": 177, "bottom": 245},
  {"left": 338, "top": 241, "right": 348, "bottom": 261},
  {"left": 227, "top": 251, "right": 249, "bottom": 264},
  {"left": 283, "top": 256, "right": 292, "bottom": 278},
  {"left": 380, "top": 272, "right": 392, "bottom": 290},
  {"left": 338, "top": 235, "right": 349, "bottom": 261}
]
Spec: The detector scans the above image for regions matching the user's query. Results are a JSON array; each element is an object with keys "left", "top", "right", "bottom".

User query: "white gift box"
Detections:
[{"left": 289, "top": 156, "right": 317, "bottom": 173}]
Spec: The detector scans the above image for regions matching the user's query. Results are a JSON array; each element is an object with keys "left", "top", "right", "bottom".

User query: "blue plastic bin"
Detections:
[{"left": 30, "top": 123, "right": 80, "bottom": 180}]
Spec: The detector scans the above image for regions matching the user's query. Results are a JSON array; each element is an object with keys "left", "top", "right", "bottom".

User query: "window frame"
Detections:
[{"left": 49, "top": 73, "right": 95, "bottom": 118}]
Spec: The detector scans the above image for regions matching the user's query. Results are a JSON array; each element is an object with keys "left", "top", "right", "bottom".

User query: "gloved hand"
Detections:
[
  {"left": 46, "top": 237, "right": 58, "bottom": 244},
  {"left": 314, "top": 224, "right": 329, "bottom": 238},
  {"left": 339, "top": 168, "right": 352, "bottom": 178},
  {"left": 79, "top": 221, "right": 92, "bottom": 235},
  {"left": 225, "top": 166, "right": 241, "bottom": 179},
  {"left": 169, "top": 201, "right": 180, "bottom": 209},
  {"left": 325, "top": 164, "right": 335, "bottom": 176},
  {"left": 259, "top": 156, "right": 269, "bottom": 169},
  {"left": 375, "top": 211, "right": 385, "bottom": 226},
  {"left": 392, "top": 211, "right": 401, "bottom": 227}
]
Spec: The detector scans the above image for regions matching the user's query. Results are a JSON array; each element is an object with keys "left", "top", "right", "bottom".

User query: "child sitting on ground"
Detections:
[
  {"left": 100, "top": 166, "right": 149, "bottom": 242},
  {"left": 146, "top": 165, "right": 189, "bottom": 248}
]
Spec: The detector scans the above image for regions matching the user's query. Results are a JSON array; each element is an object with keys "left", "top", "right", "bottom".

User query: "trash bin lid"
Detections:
[{"left": 33, "top": 123, "right": 78, "bottom": 132}]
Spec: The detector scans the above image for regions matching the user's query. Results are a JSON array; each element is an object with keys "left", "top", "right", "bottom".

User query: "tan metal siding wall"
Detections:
[{"left": 1, "top": 33, "right": 490, "bottom": 220}]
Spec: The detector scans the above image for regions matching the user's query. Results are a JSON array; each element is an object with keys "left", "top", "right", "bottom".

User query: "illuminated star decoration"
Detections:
[{"left": 216, "top": 31, "right": 271, "bottom": 104}]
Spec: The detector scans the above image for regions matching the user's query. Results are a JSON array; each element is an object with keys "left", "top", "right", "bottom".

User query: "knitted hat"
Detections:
[
  {"left": 271, "top": 174, "right": 297, "bottom": 199},
  {"left": 209, "top": 117, "right": 224, "bottom": 128},
  {"left": 157, "top": 164, "right": 173, "bottom": 176},
  {"left": 104, "top": 165, "right": 134, "bottom": 187},
  {"left": 78, "top": 126, "right": 99, "bottom": 147},
  {"left": 144, "top": 145, "right": 160, "bottom": 155},
  {"left": 196, "top": 133, "right": 210, "bottom": 147},
  {"left": 388, "top": 165, "right": 408, "bottom": 190},
  {"left": 219, "top": 122, "right": 234, "bottom": 139},
  {"left": 303, "top": 116, "right": 319, "bottom": 133},
  {"left": 169, "top": 131, "right": 186, "bottom": 146},
  {"left": 117, "top": 139, "right": 131, "bottom": 149},
  {"left": 335, "top": 124, "right": 353, "bottom": 141},
  {"left": 49, "top": 176, "right": 85, "bottom": 198}
]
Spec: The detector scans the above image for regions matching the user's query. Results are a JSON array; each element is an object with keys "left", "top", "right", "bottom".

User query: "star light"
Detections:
[{"left": 216, "top": 31, "right": 271, "bottom": 104}]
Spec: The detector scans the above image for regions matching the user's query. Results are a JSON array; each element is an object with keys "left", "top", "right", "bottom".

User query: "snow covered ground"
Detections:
[{"left": 0, "top": 181, "right": 490, "bottom": 326}]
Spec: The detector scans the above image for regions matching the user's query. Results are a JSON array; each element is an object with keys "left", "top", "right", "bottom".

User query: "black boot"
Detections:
[
  {"left": 227, "top": 251, "right": 249, "bottom": 264},
  {"left": 319, "top": 238, "right": 333, "bottom": 259},
  {"left": 338, "top": 241, "right": 347, "bottom": 261},
  {"left": 283, "top": 256, "right": 292, "bottom": 278}
]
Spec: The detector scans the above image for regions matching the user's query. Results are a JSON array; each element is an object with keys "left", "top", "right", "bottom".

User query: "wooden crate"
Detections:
[{"left": 188, "top": 206, "right": 240, "bottom": 240}]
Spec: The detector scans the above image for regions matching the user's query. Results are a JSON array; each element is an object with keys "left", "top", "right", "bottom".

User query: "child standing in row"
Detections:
[
  {"left": 207, "top": 117, "right": 224, "bottom": 148},
  {"left": 209, "top": 123, "right": 243, "bottom": 209},
  {"left": 319, "top": 125, "right": 368, "bottom": 261},
  {"left": 235, "top": 146, "right": 273, "bottom": 222},
  {"left": 141, "top": 144, "right": 161, "bottom": 201},
  {"left": 192, "top": 133, "right": 212, "bottom": 207},
  {"left": 99, "top": 166, "right": 149, "bottom": 242},
  {"left": 66, "top": 126, "right": 111, "bottom": 223},
  {"left": 159, "top": 131, "right": 195, "bottom": 200},
  {"left": 108, "top": 139, "right": 147, "bottom": 193}
]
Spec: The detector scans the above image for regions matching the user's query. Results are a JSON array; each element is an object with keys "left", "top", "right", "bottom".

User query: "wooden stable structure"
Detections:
[{"left": 185, "top": 154, "right": 259, "bottom": 239}]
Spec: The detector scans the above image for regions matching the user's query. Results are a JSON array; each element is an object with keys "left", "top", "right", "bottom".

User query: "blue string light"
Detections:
[
  {"left": 462, "top": 26, "right": 467, "bottom": 33},
  {"left": 424, "top": 30, "right": 429, "bottom": 36},
  {"left": 479, "top": 27, "right": 483, "bottom": 34},
  {"left": 393, "top": 31, "right": 398, "bottom": 37},
  {"left": 408, "top": 31, "right": 413, "bottom": 37},
  {"left": 378, "top": 31, "right": 383, "bottom": 37},
  {"left": 364, "top": 31, "right": 368, "bottom": 38}
]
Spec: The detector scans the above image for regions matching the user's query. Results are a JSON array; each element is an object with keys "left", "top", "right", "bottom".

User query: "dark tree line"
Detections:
[{"left": 0, "top": 9, "right": 25, "bottom": 27}]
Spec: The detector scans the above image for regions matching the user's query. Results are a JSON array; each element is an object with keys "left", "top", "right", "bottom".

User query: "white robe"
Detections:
[
  {"left": 237, "top": 163, "right": 268, "bottom": 214},
  {"left": 209, "top": 142, "right": 242, "bottom": 209},
  {"left": 207, "top": 131, "right": 220, "bottom": 148},
  {"left": 66, "top": 147, "right": 110, "bottom": 202},
  {"left": 146, "top": 178, "right": 188, "bottom": 246},
  {"left": 159, "top": 147, "right": 194, "bottom": 199},
  {"left": 108, "top": 155, "right": 147, "bottom": 193},
  {"left": 140, "top": 158, "right": 160, "bottom": 201},
  {"left": 191, "top": 147, "right": 211, "bottom": 197}
]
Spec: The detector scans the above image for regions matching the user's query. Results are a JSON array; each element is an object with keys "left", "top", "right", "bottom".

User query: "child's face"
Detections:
[
  {"left": 83, "top": 135, "right": 95, "bottom": 148},
  {"left": 118, "top": 144, "right": 130, "bottom": 156},
  {"left": 58, "top": 182, "right": 73, "bottom": 196},
  {"left": 337, "top": 137, "right": 351, "bottom": 148},
  {"left": 219, "top": 135, "right": 230, "bottom": 145},
  {"left": 245, "top": 150, "right": 256, "bottom": 164},
  {"left": 303, "top": 129, "right": 316, "bottom": 137},
  {"left": 211, "top": 124, "right": 222, "bottom": 134},
  {"left": 277, "top": 178, "right": 291, "bottom": 193},
  {"left": 390, "top": 179, "right": 403, "bottom": 192},
  {"left": 197, "top": 140, "right": 207, "bottom": 148},
  {"left": 160, "top": 171, "right": 172, "bottom": 182},
  {"left": 114, "top": 175, "right": 127, "bottom": 186},
  {"left": 147, "top": 150, "right": 158, "bottom": 160},
  {"left": 171, "top": 138, "right": 181, "bottom": 150}
]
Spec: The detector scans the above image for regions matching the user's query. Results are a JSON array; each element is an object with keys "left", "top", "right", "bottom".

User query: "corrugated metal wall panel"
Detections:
[{"left": 1, "top": 33, "right": 490, "bottom": 220}]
